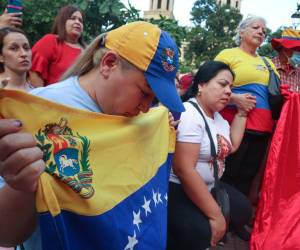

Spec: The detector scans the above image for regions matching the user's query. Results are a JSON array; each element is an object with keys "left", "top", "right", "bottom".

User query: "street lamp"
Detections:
[{"left": 291, "top": 3, "right": 300, "bottom": 29}]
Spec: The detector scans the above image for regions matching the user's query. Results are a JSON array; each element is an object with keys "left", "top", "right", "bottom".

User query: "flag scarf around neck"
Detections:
[
  {"left": 250, "top": 93, "right": 300, "bottom": 250},
  {"left": 0, "top": 89, "right": 176, "bottom": 250}
]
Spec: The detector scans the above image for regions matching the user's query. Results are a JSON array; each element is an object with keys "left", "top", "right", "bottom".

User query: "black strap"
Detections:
[
  {"left": 261, "top": 56, "right": 273, "bottom": 72},
  {"left": 188, "top": 101, "right": 221, "bottom": 189}
]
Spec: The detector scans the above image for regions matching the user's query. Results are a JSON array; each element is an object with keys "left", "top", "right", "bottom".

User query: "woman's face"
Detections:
[
  {"left": 96, "top": 64, "right": 155, "bottom": 117},
  {"left": 1, "top": 32, "right": 32, "bottom": 74},
  {"left": 199, "top": 69, "right": 233, "bottom": 113},
  {"left": 65, "top": 11, "right": 83, "bottom": 41},
  {"left": 240, "top": 20, "right": 266, "bottom": 48}
]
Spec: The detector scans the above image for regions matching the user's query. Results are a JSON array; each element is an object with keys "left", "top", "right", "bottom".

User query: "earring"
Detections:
[{"left": 197, "top": 89, "right": 201, "bottom": 96}]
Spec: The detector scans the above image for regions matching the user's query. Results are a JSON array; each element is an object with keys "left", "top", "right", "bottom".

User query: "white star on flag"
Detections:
[
  {"left": 142, "top": 196, "right": 151, "bottom": 216},
  {"left": 157, "top": 190, "right": 163, "bottom": 204},
  {"left": 164, "top": 193, "right": 168, "bottom": 202},
  {"left": 133, "top": 209, "right": 142, "bottom": 231},
  {"left": 124, "top": 230, "right": 138, "bottom": 250},
  {"left": 152, "top": 189, "right": 158, "bottom": 207}
]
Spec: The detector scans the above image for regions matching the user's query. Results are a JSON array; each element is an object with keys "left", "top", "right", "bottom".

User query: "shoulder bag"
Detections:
[
  {"left": 261, "top": 57, "right": 283, "bottom": 120},
  {"left": 188, "top": 101, "right": 230, "bottom": 228}
]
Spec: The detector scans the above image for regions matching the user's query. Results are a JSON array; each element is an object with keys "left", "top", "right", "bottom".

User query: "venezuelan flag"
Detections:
[{"left": 0, "top": 89, "right": 175, "bottom": 250}]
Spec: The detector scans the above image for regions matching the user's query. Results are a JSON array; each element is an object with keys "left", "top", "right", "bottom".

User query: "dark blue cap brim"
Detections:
[{"left": 145, "top": 73, "right": 185, "bottom": 113}]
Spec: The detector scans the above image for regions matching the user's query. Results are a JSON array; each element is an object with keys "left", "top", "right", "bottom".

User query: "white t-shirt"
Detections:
[{"left": 169, "top": 98, "right": 232, "bottom": 190}]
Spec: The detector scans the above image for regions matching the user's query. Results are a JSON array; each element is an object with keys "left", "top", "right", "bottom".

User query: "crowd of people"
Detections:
[{"left": 0, "top": 3, "right": 299, "bottom": 250}]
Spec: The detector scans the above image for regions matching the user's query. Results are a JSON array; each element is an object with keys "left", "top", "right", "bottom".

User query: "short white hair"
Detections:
[{"left": 234, "top": 15, "right": 267, "bottom": 45}]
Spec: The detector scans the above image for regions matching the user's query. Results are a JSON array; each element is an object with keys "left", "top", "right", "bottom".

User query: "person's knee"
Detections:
[
  {"left": 167, "top": 221, "right": 211, "bottom": 250},
  {"left": 231, "top": 196, "right": 252, "bottom": 226}
]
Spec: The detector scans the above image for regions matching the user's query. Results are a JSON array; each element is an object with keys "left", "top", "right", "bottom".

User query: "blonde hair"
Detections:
[{"left": 62, "top": 33, "right": 136, "bottom": 80}]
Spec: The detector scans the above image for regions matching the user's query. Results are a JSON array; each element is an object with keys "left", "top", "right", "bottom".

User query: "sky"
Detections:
[{"left": 122, "top": 0, "right": 300, "bottom": 32}]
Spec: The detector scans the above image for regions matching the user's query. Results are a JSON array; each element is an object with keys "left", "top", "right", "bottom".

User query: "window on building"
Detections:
[
  {"left": 167, "top": 0, "right": 170, "bottom": 10},
  {"left": 236, "top": 0, "right": 239, "bottom": 8},
  {"left": 158, "top": 0, "right": 162, "bottom": 9},
  {"left": 227, "top": 0, "right": 231, "bottom": 5},
  {"left": 151, "top": 0, "right": 154, "bottom": 10}
]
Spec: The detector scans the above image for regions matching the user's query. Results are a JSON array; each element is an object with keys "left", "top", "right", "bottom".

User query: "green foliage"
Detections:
[
  {"left": 258, "top": 27, "right": 284, "bottom": 58},
  {"left": 79, "top": 0, "right": 141, "bottom": 42},
  {"left": 0, "top": 0, "right": 141, "bottom": 44},
  {"left": 146, "top": 15, "right": 186, "bottom": 48},
  {"left": 186, "top": 0, "right": 242, "bottom": 66}
]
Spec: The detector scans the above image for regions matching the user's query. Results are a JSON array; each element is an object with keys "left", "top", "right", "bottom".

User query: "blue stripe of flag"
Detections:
[
  {"left": 232, "top": 83, "right": 270, "bottom": 110},
  {"left": 39, "top": 154, "right": 173, "bottom": 250}
]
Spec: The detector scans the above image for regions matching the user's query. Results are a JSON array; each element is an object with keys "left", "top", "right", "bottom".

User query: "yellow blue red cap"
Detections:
[
  {"left": 272, "top": 29, "right": 300, "bottom": 51},
  {"left": 105, "top": 21, "right": 185, "bottom": 113}
]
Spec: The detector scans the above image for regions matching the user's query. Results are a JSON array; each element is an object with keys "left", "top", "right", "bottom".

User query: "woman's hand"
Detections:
[
  {"left": 209, "top": 212, "right": 226, "bottom": 247},
  {"left": 168, "top": 112, "right": 180, "bottom": 128},
  {"left": 0, "top": 9, "right": 22, "bottom": 28},
  {"left": 232, "top": 93, "right": 256, "bottom": 112},
  {"left": 0, "top": 119, "right": 45, "bottom": 192}
]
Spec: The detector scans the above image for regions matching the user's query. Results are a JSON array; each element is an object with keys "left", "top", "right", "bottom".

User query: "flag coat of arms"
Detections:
[{"left": 0, "top": 89, "right": 176, "bottom": 250}]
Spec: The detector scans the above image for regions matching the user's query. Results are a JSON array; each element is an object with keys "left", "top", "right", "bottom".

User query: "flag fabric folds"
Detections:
[
  {"left": 250, "top": 93, "right": 300, "bottom": 250},
  {"left": 0, "top": 89, "right": 176, "bottom": 250}
]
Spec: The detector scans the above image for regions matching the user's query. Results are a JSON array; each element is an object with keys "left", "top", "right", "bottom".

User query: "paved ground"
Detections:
[{"left": 211, "top": 232, "right": 249, "bottom": 250}]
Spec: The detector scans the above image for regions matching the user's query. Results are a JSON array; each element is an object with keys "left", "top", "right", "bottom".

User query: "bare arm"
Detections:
[
  {"left": 0, "top": 186, "right": 37, "bottom": 247},
  {"left": 230, "top": 109, "right": 248, "bottom": 153},
  {"left": 172, "top": 142, "right": 226, "bottom": 246},
  {"left": 29, "top": 72, "right": 45, "bottom": 87},
  {"left": 0, "top": 119, "right": 45, "bottom": 246}
]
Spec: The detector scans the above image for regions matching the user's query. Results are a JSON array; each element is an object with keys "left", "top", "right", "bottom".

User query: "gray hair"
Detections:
[
  {"left": 62, "top": 33, "right": 135, "bottom": 80},
  {"left": 234, "top": 15, "right": 267, "bottom": 45}
]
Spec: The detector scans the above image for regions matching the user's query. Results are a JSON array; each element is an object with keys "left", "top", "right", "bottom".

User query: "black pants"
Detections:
[
  {"left": 221, "top": 131, "right": 270, "bottom": 196},
  {"left": 167, "top": 182, "right": 252, "bottom": 250}
]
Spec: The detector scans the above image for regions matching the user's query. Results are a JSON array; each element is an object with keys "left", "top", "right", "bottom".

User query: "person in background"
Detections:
[
  {"left": 167, "top": 61, "right": 252, "bottom": 250},
  {"left": 215, "top": 15, "right": 279, "bottom": 239},
  {"left": 0, "top": 27, "right": 33, "bottom": 250},
  {"left": 215, "top": 15, "right": 278, "bottom": 198},
  {"left": 0, "top": 27, "right": 32, "bottom": 91},
  {"left": 248, "top": 28, "right": 300, "bottom": 207},
  {"left": 0, "top": 9, "right": 22, "bottom": 29},
  {"left": 271, "top": 28, "right": 300, "bottom": 92},
  {"left": 0, "top": 21, "right": 184, "bottom": 249},
  {"left": 176, "top": 73, "right": 193, "bottom": 97},
  {"left": 29, "top": 5, "right": 85, "bottom": 87}
]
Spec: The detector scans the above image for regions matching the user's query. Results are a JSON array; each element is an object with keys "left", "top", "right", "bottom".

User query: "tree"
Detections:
[
  {"left": 0, "top": 0, "right": 188, "bottom": 69},
  {"left": 186, "top": 0, "right": 242, "bottom": 66},
  {"left": 258, "top": 27, "right": 284, "bottom": 58},
  {"left": 0, "top": 0, "right": 141, "bottom": 44},
  {"left": 146, "top": 15, "right": 186, "bottom": 48}
]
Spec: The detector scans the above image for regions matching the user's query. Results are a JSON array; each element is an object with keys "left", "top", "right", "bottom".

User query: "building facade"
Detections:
[
  {"left": 144, "top": 0, "right": 175, "bottom": 20},
  {"left": 218, "top": 0, "right": 242, "bottom": 10}
]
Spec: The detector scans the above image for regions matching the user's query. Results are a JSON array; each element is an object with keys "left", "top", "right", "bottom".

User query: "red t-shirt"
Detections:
[{"left": 31, "top": 34, "right": 82, "bottom": 86}]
